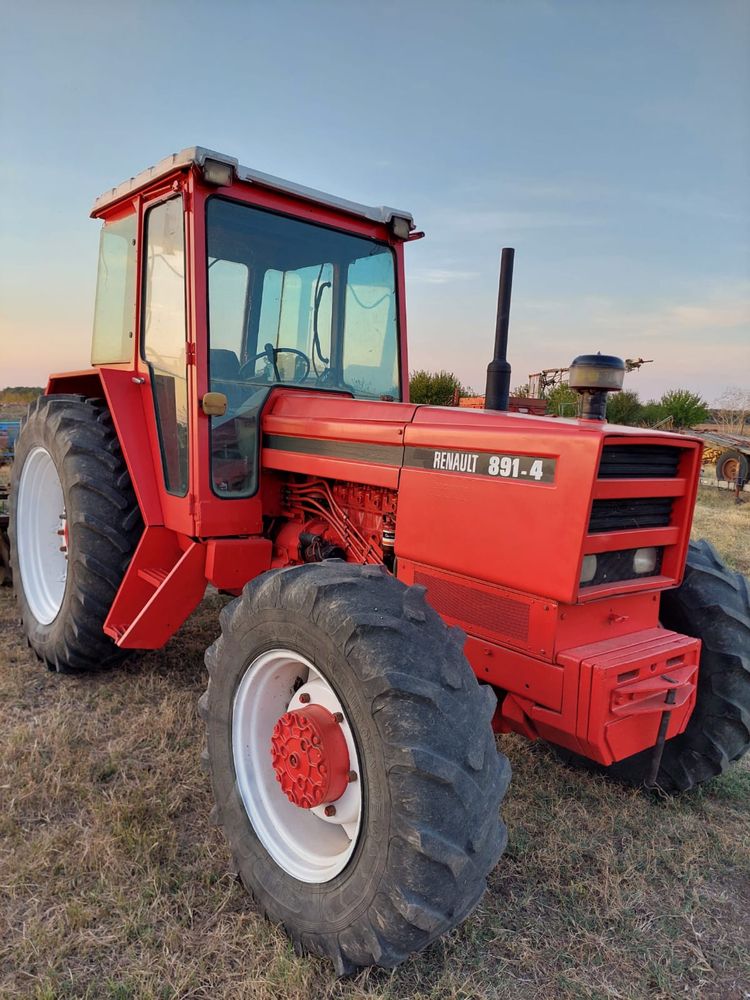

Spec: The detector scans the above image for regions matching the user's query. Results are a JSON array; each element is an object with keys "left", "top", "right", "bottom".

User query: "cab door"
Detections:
[{"left": 140, "top": 192, "right": 196, "bottom": 535}]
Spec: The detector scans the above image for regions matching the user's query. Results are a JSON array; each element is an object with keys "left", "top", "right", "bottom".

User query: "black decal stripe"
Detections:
[
  {"left": 264, "top": 436, "right": 557, "bottom": 483},
  {"left": 264, "top": 434, "right": 403, "bottom": 466}
]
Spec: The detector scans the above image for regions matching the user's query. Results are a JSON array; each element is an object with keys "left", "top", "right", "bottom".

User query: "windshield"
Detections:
[
  {"left": 206, "top": 197, "right": 400, "bottom": 399},
  {"left": 206, "top": 197, "right": 401, "bottom": 496}
]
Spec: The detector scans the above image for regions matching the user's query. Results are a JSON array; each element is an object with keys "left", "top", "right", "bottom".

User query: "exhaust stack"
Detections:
[{"left": 484, "top": 247, "right": 515, "bottom": 412}]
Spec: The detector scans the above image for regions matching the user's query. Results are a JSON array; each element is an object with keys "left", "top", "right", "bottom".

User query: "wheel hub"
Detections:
[
  {"left": 270, "top": 704, "right": 350, "bottom": 808},
  {"left": 724, "top": 458, "right": 740, "bottom": 481}
]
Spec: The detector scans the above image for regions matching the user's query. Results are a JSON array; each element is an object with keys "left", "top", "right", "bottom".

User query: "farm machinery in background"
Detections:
[
  {"left": 699, "top": 433, "right": 750, "bottom": 497},
  {"left": 7, "top": 148, "right": 750, "bottom": 974},
  {"left": 527, "top": 357, "right": 653, "bottom": 398},
  {"left": 0, "top": 420, "right": 20, "bottom": 585},
  {"left": 456, "top": 359, "right": 652, "bottom": 414}
]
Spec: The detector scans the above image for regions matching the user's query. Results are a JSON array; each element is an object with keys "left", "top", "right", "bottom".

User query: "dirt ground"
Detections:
[{"left": 0, "top": 486, "right": 748, "bottom": 1000}]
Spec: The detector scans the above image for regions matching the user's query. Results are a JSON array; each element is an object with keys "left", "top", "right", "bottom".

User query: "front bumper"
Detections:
[{"left": 500, "top": 627, "right": 701, "bottom": 766}]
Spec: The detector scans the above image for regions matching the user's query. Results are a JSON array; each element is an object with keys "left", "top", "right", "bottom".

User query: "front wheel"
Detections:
[{"left": 200, "top": 561, "right": 510, "bottom": 973}]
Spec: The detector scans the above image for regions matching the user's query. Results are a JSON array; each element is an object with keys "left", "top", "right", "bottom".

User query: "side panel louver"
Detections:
[{"left": 414, "top": 569, "right": 531, "bottom": 644}]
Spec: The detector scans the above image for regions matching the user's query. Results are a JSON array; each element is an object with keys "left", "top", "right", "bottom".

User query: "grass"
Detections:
[
  {"left": 0, "top": 485, "right": 748, "bottom": 1000},
  {"left": 692, "top": 476, "right": 750, "bottom": 575}
]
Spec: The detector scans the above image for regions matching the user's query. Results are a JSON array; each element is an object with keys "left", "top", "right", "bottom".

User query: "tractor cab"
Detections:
[{"left": 87, "top": 146, "right": 411, "bottom": 527}]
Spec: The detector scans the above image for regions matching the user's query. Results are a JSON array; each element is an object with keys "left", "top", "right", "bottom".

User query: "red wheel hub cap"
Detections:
[{"left": 270, "top": 704, "right": 350, "bottom": 809}]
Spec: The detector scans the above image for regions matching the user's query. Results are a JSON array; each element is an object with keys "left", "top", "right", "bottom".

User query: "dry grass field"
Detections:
[{"left": 1, "top": 486, "right": 748, "bottom": 1000}]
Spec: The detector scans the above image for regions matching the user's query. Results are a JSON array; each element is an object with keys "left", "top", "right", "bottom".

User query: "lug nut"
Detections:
[
  {"left": 324, "top": 805, "right": 336, "bottom": 817},
  {"left": 333, "top": 711, "right": 344, "bottom": 723},
  {"left": 299, "top": 693, "right": 311, "bottom": 704},
  {"left": 347, "top": 770, "right": 358, "bottom": 783}
]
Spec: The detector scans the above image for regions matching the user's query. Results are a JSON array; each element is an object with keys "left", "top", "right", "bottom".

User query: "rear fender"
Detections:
[{"left": 47, "top": 368, "right": 163, "bottom": 526}]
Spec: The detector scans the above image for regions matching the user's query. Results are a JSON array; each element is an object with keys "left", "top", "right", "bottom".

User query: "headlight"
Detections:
[
  {"left": 633, "top": 547, "right": 658, "bottom": 574},
  {"left": 580, "top": 554, "right": 598, "bottom": 584}
]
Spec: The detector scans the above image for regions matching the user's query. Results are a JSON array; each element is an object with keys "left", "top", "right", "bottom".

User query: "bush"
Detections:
[
  {"left": 606, "top": 390, "right": 643, "bottom": 426},
  {"left": 0, "top": 387, "right": 42, "bottom": 405},
  {"left": 546, "top": 383, "right": 578, "bottom": 417},
  {"left": 658, "top": 389, "right": 710, "bottom": 429},
  {"left": 409, "top": 370, "right": 469, "bottom": 406},
  {"left": 639, "top": 400, "right": 667, "bottom": 426}
]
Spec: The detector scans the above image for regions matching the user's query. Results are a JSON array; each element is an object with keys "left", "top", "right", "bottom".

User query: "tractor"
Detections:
[{"left": 9, "top": 147, "right": 750, "bottom": 974}]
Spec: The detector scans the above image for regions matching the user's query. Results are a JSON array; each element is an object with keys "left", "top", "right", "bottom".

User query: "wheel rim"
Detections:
[
  {"left": 722, "top": 458, "right": 740, "bottom": 481},
  {"left": 16, "top": 446, "right": 68, "bottom": 625},
  {"left": 232, "top": 649, "right": 362, "bottom": 883}
]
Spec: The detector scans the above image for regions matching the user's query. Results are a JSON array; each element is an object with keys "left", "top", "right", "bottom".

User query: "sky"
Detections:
[{"left": 1, "top": 0, "right": 748, "bottom": 403}]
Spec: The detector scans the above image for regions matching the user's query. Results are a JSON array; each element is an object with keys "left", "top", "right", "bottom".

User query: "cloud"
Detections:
[
  {"left": 439, "top": 208, "right": 601, "bottom": 233},
  {"left": 668, "top": 302, "right": 750, "bottom": 329},
  {"left": 409, "top": 267, "right": 480, "bottom": 285},
  {"left": 513, "top": 280, "right": 750, "bottom": 340}
]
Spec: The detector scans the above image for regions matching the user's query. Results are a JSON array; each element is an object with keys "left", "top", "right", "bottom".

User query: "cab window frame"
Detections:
[{"left": 204, "top": 194, "right": 403, "bottom": 501}]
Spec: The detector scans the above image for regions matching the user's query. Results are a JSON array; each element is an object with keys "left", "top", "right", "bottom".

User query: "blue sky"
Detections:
[{"left": 1, "top": 0, "right": 748, "bottom": 402}]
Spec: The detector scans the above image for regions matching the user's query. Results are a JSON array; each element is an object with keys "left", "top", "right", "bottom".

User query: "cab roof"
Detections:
[{"left": 91, "top": 145, "right": 414, "bottom": 229}]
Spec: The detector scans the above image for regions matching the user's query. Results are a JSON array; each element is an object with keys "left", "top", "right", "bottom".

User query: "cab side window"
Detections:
[{"left": 91, "top": 214, "right": 137, "bottom": 365}]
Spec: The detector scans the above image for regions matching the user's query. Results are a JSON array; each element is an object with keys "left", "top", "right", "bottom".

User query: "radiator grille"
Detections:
[
  {"left": 415, "top": 571, "right": 530, "bottom": 642},
  {"left": 589, "top": 496, "right": 674, "bottom": 533},
  {"left": 598, "top": 444, "right": 681, "bottom": 479}
]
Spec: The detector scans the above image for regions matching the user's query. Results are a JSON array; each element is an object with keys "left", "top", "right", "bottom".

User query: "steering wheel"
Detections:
[{"left": 238, "top": 343, "right": 311, "bottom": 383}]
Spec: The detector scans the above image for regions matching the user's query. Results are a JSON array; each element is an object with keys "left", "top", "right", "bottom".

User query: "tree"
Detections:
[
  {"left": 409, "top": 370, "right": 469, "bottom": 406},
  {"left": 511, "top": 383, "right": 531, "bottom": 398},
  {"left": 715, "top": 386, "right": 750, "bottom": 435},
  {"left": 606, "top": 390, "right": 643, "bottom": 426},
  {"left": 546, "top": 383, "right": 578, "bottom": 417},
  {"left": 658, "top": 389, "right": 710, "bottom": 429}
]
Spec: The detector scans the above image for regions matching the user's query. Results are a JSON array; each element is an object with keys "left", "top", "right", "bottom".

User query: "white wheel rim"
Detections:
[
  {"left": 16, "top": 446, "right": 68, "bottom": 625},
  {"left": 232, "top": 649, "right": 363, "bottom": 883}
]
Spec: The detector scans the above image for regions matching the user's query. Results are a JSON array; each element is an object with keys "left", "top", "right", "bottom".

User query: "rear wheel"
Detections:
[
  {"left": 10, "top": 394, "right": 142, "bottom": 671},
  {"left": 201, "top": 561, "right": 510, "bottom": 973}
]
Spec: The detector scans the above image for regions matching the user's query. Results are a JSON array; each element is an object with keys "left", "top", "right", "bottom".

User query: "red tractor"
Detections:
[{"left": 9, "top": 148, "right": 750, "bottom": 973}]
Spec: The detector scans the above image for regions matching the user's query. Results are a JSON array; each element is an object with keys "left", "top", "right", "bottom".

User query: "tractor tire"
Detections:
[
  {"left": 552, "top": 541, "right": 750, "bottom": 792},
  {"left": 10, "top": 394, "right": 142, "bottom": 672},
  {"left": 200, "top": 560, "right": 510, "bottom": 974},
  {"left": 716, "top": 448, "right": 749, "bottom": 485}
]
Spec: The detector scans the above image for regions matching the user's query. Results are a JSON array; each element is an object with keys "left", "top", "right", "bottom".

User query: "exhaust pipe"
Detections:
[{"left": 484, "top": 247, "right": 514, "bottom": 412}]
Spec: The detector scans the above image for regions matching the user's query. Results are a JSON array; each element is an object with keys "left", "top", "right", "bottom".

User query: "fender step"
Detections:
[{"left": 104, "top": 526, "right": 206, "bottom": 648}]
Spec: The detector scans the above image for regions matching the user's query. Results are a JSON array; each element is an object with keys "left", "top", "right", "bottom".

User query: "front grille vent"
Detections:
[
  {"left": 414, "top": 571, "right": 530, "bottom": 643},
  {"left": 589, "top": 496, "right": 674, "bottom": 533},
  {"left": 598, "top": 444, "right": 681, "bottom": 479}
]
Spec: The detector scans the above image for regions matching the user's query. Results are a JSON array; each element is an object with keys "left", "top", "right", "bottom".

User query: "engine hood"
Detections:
[{"left": 262, "top": 391, "right": 701, "bottom": 604}]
